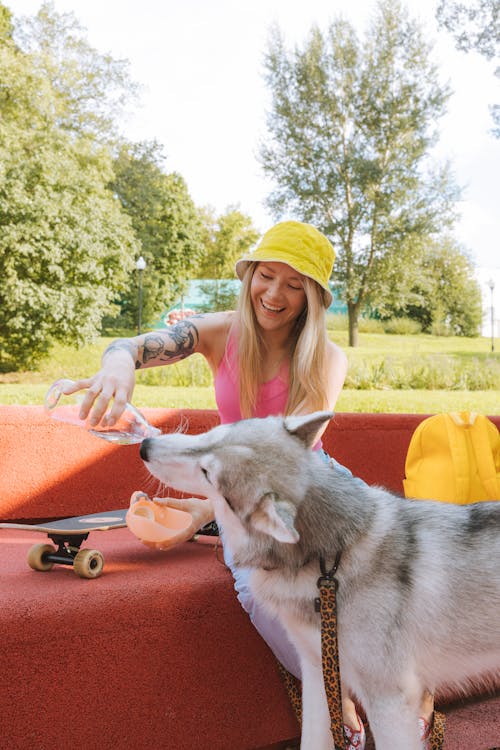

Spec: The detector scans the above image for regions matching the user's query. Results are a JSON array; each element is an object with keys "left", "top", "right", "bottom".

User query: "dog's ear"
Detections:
[
  {"left": 250, "top": 492, "right": 299, "bottom": 544},
  {"left": 284, "top": 411, "right": 334, "bottom": 448}
]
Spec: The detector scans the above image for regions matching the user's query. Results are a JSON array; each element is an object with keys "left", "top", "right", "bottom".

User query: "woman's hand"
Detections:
[
  {"left": 139, "top": 497, "right": 216, "bottom": 551},
  {"left": 63, "top": 343, "right": 137, "bottom": 427},
  {"left": 161, "top": 496, "right": 215, "bottom": 528}
]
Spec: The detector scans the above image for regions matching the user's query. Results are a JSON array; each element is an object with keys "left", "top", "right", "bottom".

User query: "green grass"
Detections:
[
  {"left": 335, "top": 389, "right": 500, "bottom": 414},
  {"left": 329, "top": 330, "right": 495, "bottom": 353},
  {"left": 0, "top": 331, "right": 498, "bottom": 414},
  {"left": 2, "top": 384, "right": 498, "bottom": 414},
  {"left": 0, "top": 383, "right": 217, "bottom": 410}
]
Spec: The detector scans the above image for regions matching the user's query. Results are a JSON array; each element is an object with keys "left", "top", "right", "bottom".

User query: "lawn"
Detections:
[{"left": 0, "top": 330, "right": 498, "bottom": 414}]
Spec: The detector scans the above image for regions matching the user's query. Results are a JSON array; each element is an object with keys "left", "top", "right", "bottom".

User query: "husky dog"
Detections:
[{"left": 140, "top": 412, "right": 500, "bottom": 750}]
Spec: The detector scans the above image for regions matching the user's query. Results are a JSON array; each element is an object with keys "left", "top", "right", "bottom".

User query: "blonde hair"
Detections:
[{"left": 235, "top": 263, "right": 330, "bottom": 418}]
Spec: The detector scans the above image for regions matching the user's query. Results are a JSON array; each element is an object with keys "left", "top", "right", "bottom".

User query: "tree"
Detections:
[
  {"left": 375, "top": 238, "right": 483, "bottom": 335},
  {"left": 437, "top": 0, "right": 500, "bottom": 135},
  {"left": 0, "top": 2, "right": 12, "bottom": 37},
  {"left": 424, "top": 242, "right": 482, "bottom": 336},
  {"left": 260, "top": 0, "right": 460, "bottom": 346},
  {"left": 194, "top": 206, "right": 259, "bottom": 311},
  {"left": 196, "top": 205, "right": 259, "bottom": 278},
  {"left": 13, "top": 0, "right": 139, "bottom": 144},
  {"left": 110, "top": 141, "right": 204, "bottom": 327},
  {"left": 0, "top": 3, "right": 139, "bottom": 369},
  {"left": 437, "top": 0, "right": 499, "bottom": 58}
]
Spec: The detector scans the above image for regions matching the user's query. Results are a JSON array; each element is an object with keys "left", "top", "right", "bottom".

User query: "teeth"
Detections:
[{"left": 262, "top": 300, "right": 283, "bottom": 312}]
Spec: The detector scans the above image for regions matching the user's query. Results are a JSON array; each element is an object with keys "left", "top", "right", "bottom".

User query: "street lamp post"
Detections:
[
  {"left": 488, "top": 278, "right": 495, "bottom": 353},
  {"left": 136, "top": 256, "right": 146, "bottom": 335}
]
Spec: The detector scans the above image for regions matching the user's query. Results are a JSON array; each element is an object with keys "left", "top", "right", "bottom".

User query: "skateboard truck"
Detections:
[
  {"left": 28, "top": 533, "right": 105, "bottom": 579},
  {"left": 0, "top": 509, "right": 128, "bottom": 579}
]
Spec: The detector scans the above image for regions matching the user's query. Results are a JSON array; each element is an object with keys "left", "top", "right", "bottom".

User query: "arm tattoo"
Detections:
[
  {"left": 141, "top": 319, "right": 201, "bottom": 365},
  {"left": 102, "top": 339, "right": 141, "bottom": 369}
]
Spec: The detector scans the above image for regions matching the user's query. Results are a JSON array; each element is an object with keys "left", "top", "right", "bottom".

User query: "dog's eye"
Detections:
[{"left": 201, "top": 467, "right": 212, "bottom": 485}]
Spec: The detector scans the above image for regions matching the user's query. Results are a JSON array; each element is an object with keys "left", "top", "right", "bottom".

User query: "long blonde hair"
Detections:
[{"left": 235, "top": 263, "right": 330, "bottom": 418}]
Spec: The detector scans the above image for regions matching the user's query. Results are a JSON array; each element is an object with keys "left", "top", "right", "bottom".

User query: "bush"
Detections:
[
  {"left": 430, "top": 319, "right": 453, "bottom": 336},
  {"left": 383, "top": 317, "right": 422, "bottom": 335},
  {"left": 326, "top": 314, "right": 387, "bottom": 334},
  {"left": 136, "top": 354, "right": 213, "bottom": 388},
  {"left": 344, "top": 354, "right": 500, "bottom": 391},
  {"left": 326, "top": 313, "right": 348, "bottom": 331},
  {"left": 359, "top": 317, "right": 387, "bottom": 333}
]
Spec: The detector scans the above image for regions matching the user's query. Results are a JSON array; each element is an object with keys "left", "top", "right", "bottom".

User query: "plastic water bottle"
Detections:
[{"left": 44, "top": 379, "right": 161, "bottom": 444}]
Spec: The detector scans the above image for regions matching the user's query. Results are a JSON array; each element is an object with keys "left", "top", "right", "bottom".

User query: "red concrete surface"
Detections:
[
  {"left": 0, "top": 529, "right": 299, "bottom": 750},
  {"left": 0, "top": 407, "right": 433, "bottom": 521},
  {"left": 0, "top": 407, "right": 498, "bottom": 749},
  {"left": 0, "top": 406, "right": 220, "bottom": 520}
]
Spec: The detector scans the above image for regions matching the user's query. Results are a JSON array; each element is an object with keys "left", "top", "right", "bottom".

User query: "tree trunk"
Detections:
[{"left": 347, "top": 302, "right": 359, "bottom": 347}]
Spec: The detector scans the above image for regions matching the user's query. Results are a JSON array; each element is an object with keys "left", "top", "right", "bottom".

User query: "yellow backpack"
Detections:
[{"left": 404, "top": 412, "right": 500, "bottom": 504}]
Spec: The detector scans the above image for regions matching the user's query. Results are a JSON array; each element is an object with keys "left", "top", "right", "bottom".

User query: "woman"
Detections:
[{"left": 72, "top": 221, "right": 430, "bottom": 748}]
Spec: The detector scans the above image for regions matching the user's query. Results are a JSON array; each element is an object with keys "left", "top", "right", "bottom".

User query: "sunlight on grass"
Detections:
[
  {"left": 335, "top": 389, "right": 500, "bottom": 414},
  {"left": 1, "top": 384, "right": 498, "bottom": 415},
  {"left": 0, "top": 332, "right": 498, "bottom": 415}
]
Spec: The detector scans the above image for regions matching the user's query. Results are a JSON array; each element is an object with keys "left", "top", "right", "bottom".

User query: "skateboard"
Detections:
[{"left": 0, "top": 509, "right": 128, "bottom": 579}]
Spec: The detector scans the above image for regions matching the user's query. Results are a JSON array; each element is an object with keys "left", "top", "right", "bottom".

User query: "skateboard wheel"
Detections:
[
  {"left": 27, "top": 543, "right": 56, "bottom": 572},
  {"left": 73, "top": 548, "right": 104, "bottom": 579}
]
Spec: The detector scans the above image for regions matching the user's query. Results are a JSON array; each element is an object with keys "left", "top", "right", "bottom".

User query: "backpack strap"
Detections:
[
  {"left": 446, "top": 414, "right": 471, "bottom": 503},
  {"left": 468, "top": 415, "right": 500, "bottom": 500},
  {"left": 449, "top": 413, "right": 500, "bottom": 501}
]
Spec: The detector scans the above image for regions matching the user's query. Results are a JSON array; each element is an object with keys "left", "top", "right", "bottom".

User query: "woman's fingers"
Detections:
[
  {"left": 62, "top": 377, "right": 93, "bottom": 394},
  {"left": 79, "top": 385, "right": 109, "bottom": 425},
  {"left": 66, "top": 375, "right": 132, "bottom": 426},
  {"left": 154, "top": 496, "right": 215, "bottom": 527},
  {"left": 101, "top": 386, "right": 130, "bottom": 426}
]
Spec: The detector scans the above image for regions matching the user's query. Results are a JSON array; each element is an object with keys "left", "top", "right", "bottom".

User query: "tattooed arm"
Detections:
[
  {"left": 105, "top": 317, "right": 202, "bottom": 370},
  {"left": 67, "top": 313, "right": 231, "bottom": 427}
]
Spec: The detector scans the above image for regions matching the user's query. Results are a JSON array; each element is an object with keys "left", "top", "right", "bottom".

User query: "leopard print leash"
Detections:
[
  {"left": 315, "top": 553, "right": 346, "bottom": 748},
  {"left": 429, "top": 711, "right": 446, "bottom": 750},
  {"left": 278, "top": 552, "right": 446, "bottom": 750},
  {"left": 275, "top": 555, "right": 345, "bottom": 745}
]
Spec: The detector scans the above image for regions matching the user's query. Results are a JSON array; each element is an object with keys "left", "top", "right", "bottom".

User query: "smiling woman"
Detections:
[{"left": 234, "top": 221, "right": 342, "bottom": 420}]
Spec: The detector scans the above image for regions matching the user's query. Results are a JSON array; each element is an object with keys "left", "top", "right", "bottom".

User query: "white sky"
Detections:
[{"left": 9, "top": 0, "right": 500, "bottom": 308}]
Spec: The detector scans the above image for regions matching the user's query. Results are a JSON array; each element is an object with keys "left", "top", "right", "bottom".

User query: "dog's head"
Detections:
[{"left": 140, "top": 411, "right": 333, "bottom": 544}]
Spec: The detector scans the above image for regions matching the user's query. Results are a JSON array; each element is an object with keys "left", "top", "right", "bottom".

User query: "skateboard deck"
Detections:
[{"left": 0, "top": 509, "right": 128, "bottom": 579}]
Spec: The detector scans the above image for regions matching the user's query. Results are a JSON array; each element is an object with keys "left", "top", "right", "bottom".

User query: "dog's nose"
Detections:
[{"left": 140, "top": 438, "right": 151, "bottom": 461}]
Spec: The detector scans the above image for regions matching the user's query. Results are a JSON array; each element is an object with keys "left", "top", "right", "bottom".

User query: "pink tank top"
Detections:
[
  {"left": 214, "top": 333, "right": 289, "bottom": 422},
  {"left": 214, "top": 332, "right": 322, "bottom": 450}
]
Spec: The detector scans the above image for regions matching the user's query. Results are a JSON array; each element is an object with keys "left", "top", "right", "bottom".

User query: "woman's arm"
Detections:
[{"left": 69, "top": 312, "right": 232, "bottom": 426}]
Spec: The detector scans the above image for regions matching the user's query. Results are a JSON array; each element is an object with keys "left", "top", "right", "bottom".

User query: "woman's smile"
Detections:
[
  {"left": 251, "top": 261, "right": 306, "bottom": 332},
  {"left": 260, "top": 299, "right": 285, "bottom": 314}
]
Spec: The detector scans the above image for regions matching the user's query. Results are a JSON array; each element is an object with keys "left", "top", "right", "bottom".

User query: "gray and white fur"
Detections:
[{"left": 140, "top": 411, "right": 500, "bottom": 750}]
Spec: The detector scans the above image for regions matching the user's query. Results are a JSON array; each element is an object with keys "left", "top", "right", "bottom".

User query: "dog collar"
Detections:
[{"left": 316, "top": 550, "right": 342, "bottom": 599}]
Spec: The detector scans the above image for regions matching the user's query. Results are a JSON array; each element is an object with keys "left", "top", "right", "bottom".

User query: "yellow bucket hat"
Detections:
[{"left": 235, "top": 220, "right": 334, "bottom": 308}]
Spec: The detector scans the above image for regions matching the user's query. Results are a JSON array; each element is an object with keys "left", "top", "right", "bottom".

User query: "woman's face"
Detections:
[{"left": 250, "top": 261, "right": 307, "bottom": 333}]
